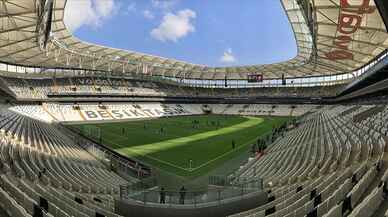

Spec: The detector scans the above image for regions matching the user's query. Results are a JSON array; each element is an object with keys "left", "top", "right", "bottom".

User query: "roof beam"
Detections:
[{"left": 0, "top": 34, "right": 38, "bottom": 49}]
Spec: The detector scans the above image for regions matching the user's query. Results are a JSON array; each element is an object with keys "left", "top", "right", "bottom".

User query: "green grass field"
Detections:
[{"left": 72, "top": 115, "right": 290, "bottom": 177}]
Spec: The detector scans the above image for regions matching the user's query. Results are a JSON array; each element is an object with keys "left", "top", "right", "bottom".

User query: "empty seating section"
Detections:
[
  {"left": 9, "top": 105, "right": 53, "bottom": 123},
  {"left": 217, "top": 104, "right": 316, "bottom": 116},
  {"left": 0, "top": 107, "right": 131, "bottom": 216},
  {"left": 229, "top": 105, "right": 388, "bottom": 217},
  {"left": 0, "top": 102, "right": 387, "bottom": 216},
  {"left": 0, "top": 75, "right": 344, "bottom": 99}
]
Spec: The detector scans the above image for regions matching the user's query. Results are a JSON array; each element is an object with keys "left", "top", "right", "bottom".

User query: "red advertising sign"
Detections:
[
  {"left": 247, "top": 74, "right": 263, "bottom": 83},
  {"left": 323, "top": 0, "right": 375, "bottom": 61}
]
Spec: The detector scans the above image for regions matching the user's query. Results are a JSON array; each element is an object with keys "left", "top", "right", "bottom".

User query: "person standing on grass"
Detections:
[
  {"left": 232, "top": 140, "right": 236, "bottom": 149},
  {"left": 179, "top": 186, "right": 186, "bottom": 204},
  {"left": 160, "top": 187, "right": 166, "bottom": 204}
]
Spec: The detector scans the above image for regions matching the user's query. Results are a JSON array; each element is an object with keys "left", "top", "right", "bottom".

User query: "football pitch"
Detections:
[{"left": 72, "top": 115, "right": 290, "bottom": 177}]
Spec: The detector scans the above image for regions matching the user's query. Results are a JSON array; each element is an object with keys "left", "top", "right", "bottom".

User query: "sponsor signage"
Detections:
[
  {"left": 324, "top": 0, "right": 375, "bottom": 61},
  {"left": 81, "top": 105, "right": 190, "bottom": 120},
  {"left": 247, "top": 74, "right": 263, "bottom": 83}
]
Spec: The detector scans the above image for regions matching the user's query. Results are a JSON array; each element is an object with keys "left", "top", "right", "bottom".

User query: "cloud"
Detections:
[
  {"left": 143, "top": 10, "right": 155, "bottom": 20},
  {"left": 64, "top": 0, "right": 118, "bottom": 32},
  {"left": 220, "top": 48, "right": 237, "bottom": 63},
  {"left": 151, "top": 0, "right": 179, "bottom": 11},
  {"left": 127, "top": 2, "right": 137, "bottom": 13},
  {"left": 150, "top": 9, "right": 196, "bottom": 42},
  {"left": 95, "top": 0, "right": 115, "bottom": 17}
]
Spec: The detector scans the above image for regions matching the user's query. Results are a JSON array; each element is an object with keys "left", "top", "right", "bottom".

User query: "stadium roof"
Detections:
[{"left": 0, "top": 0, "right": 387, "bottom": 80}]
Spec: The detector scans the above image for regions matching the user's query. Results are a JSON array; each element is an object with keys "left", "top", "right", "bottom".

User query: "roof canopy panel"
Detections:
[{"left": 0, "top": 0, "right": 386, "bottom": 80}]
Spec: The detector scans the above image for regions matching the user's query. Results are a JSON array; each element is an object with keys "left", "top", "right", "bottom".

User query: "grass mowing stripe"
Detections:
[
  {"left": 190, "top": 135, "right": 262, "bottom": 171},
  {"left": 100, "top": 121, "right": 265, "bottom": 172},
  {"left": 117, "top": 116, "right": 263, "bottom": 156},
  {"left": 99, "top": 131, "right": 192, "bottom": 171},
  {"left": 98, "top": 117, "right": 263, "bottom": 171},
  {"left": 111, "top": 138, "right": 192, "bottom": 171},
  {"left": 101, "top": 124, "right": 197, "bottom": 142},
  {"left": 73, "top": 115, "right": 291, "bottom": 177},
  {"left": 97, "top": 116, "right": 248, "bottom": 144}
]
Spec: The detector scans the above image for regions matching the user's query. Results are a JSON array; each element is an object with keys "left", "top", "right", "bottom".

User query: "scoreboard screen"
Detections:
[{"left": 247, "top": 74, "right": 263, "bottom": 83}]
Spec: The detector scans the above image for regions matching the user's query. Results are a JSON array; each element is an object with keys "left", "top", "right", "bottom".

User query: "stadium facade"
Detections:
[{"left": 0, "top": 0, "right": 387, "bottom": 217}]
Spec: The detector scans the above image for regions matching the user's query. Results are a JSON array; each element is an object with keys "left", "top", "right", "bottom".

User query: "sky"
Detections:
[{"left": 64, "top": 0, "right": 297, "bottom": 67}]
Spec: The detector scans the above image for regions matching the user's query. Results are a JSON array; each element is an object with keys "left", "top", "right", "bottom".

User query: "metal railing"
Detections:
[{"left": 120, "top": 178, "right": 262, "bottom": 207}]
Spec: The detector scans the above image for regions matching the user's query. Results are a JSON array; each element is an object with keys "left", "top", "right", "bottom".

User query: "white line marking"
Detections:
[{"left": 85, "top": 117, "right": 270, "bottom": 173}]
